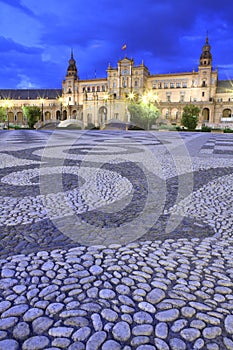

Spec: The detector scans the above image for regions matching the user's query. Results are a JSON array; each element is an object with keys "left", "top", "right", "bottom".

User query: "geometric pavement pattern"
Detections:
[{"left": 0, "top": 129, "right": 233, "bottom": 349}]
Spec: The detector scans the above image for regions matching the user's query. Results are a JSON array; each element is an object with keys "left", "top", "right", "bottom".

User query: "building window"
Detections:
[
  {"left": 135, "top": 80, "right": 138, "bottom": 87},
  {"left": 165, "top": 111, "right": 169, "bottom": 118},
  {"left": 182, "top": 82, "right": 187, "bottom": 88},
  {"left": 164, "top": 83, "right": 168, "bottom": 89},
  {"left": 97, "top": 86, "right": 100, "bottom": 92},
  {"left": 158, "top": 83, "right": 162, "bottom": 89},
  {"left": 180, "top": 93, "right": 184, "bottom": 102},
  {"left": 87, "top": 87, "right": 90, "bottom": 92},
  {"left": 170, "top": 83, "right": 174, "bottom": 88},
  {"left": 92, "top": 87, "right": 95, "bottom": 92},
  {"left": 153, "top": 83, "right": 156, "bottom": 89},
  {"left": 83, "top": 87, "right": 86, "bottom": 92},
  {"left": 202, "top": 92, "right": 205, "bottom": 97},
  {"left": 176, "top": 83, "right": 181, "bottom": 88},
  {"left": 202, "top": 81, "right": 206, "bottom": 87},
  {"left": 102, "top": 86, "right": 106, "bottom": 91}
]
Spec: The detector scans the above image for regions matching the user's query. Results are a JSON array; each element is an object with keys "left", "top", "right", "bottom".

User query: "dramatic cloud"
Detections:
[{"left": 1, "top": 0, "right": 233, "bottom": 88}]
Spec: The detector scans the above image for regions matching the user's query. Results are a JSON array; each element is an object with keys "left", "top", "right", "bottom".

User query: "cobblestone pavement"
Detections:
[{"left": 0, "top": 129, "right": 233, "bottom": 350}]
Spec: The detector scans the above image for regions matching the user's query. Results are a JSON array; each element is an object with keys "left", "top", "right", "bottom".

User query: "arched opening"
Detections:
[
  {"left": 98, "top": 106, "right": 107, "bottom": 124},
  {"left": 63, "top": 110, "right": 67, "bottom": 120},
  {"left": 56, "top": 110, "right": 61, "bottom": 120},
  {"left": 222, "top": 108, "right": 232, "bottom": 118},
  {"left": 72, "top": 110, "right": 77, "bottom": 119},
  {"left": 17, "top": 111, "right": 23, "bottom": 124},
  {"left": 171, "top": 108, "right": 178, "bottom": 121},
  {"left": 8, "top": 111, "right": 14, "bottom": 124},
  {"left": 202, "top": 108, "right": 210, "bottom": 122},
  {"left": 44, "top": 111, "right": 51, "bottom": 121}
]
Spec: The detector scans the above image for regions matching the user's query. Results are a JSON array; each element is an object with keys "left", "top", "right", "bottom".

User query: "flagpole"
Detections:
[{"left": 121, "top": 44, "right": 127, "bottom": 57}]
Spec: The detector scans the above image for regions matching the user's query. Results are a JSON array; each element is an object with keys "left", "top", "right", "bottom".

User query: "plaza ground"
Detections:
[{"left": 0, "top": 130, "right": 233, "bottom": 349}]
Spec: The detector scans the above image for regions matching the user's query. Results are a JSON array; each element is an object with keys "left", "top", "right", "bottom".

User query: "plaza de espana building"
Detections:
[{"left": 1, "top": 37, "right": 233, "bottom": 129}]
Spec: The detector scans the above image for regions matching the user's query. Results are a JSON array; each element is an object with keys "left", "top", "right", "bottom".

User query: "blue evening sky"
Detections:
[{"left": 0, "top": 0, "right": 233, "bottom": 88}]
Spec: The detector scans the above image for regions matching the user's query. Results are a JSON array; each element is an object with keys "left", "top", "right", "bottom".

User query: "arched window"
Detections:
[
  {"left": 223, "top": 108, "right": 232, "bottom": 118},
  {"left": 202, "top": 108, "right": 210, "bottom": 122}
]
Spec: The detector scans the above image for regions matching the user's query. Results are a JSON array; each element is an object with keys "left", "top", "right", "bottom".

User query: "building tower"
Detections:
[
  {"left": 198, "top": 36, "right": 216, "bottom": 123},
  {"left": 62, "top": 50, "right": 79, "bottom": 111},
  {"left": 199, "top": 36, "right": 212, "bottom": 67}
]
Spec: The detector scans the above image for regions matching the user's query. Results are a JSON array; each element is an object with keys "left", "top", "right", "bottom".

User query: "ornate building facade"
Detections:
[{"left": 1, "top": 37, "right": 233, "bottom": 128}]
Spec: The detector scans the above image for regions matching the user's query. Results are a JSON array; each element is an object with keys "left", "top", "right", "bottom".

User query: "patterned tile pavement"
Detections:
[{"left": 0, "top": 129, "right": 233, "bottom": 349}]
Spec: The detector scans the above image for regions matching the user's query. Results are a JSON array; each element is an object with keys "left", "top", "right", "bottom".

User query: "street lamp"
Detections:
[
  {"left": 40, "top": 98, "right": 45, "bottom": 123},
  {"left": 58, "top": 97, "right": 63, "bottom": 120}
]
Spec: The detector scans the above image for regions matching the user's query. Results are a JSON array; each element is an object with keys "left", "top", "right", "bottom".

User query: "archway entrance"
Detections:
[
  {"left": 98, "top": 106, "right": 107, "bottom": 125},
  {"left": 202, "top": 108, "right": 210, "bottom": 122}
]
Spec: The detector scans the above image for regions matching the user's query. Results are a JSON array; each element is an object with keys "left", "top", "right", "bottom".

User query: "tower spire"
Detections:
[
  {"left": 199, "top": 35, "right": 212, "bottom": 67},
  {"left": 66, "top": 49, "right": 78, "bottom": 79}
]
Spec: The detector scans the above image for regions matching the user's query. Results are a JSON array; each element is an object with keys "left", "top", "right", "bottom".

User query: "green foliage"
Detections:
[
  {"left": 0, "top": 107, "right": 7, "bottom": 122},
  {"left": 201, "top": 125, "right": 212, "bottom": 132},
  {"left": 23, "top": 106, "right": 41, "bottom": 128},
  {"left": 181, "top": 104, "right": 200, "bottom": 130},
  {"left": 128, "top": 102, "right": 160, "bottom": 130},
  {"left": 224, "top": 127, "right": 233, "bottom": 133}
]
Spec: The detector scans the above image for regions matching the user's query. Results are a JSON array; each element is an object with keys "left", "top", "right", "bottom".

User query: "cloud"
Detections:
[
  {"left": 16, "top": 74, "right": 40, "bottom": 89},
  {"left": 0, "top": 36, "right": 41, "bottom": 54},
  {"left": 1, "top": 0, "right": 233, "bottom": 87},
  {"left": 0, "top": 0, "right": 35, "bottom": 16}
]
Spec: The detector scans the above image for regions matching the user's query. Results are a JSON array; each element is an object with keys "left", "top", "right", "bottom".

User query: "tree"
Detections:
[
  {"left": 0, "top": 107, "right": 7, "bottom": 123},
  {"left": 128, "top": 102, "right": 160, "bottom": 130},
  {"left": 181, "top": 104, "right": 200, "bottom": 130},
  {"left": 23, "top": 106, "right": 41, "bottom": 128}
]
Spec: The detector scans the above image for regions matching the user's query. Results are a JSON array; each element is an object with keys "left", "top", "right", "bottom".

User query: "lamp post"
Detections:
[
  {"left": 103, "top": 93, "right": 109, "bottom": 126},
  {"left": 40, "top": 98, "right": 45, "bottom": 124},
  {"left": 126, "top": 91, "right": 136, "bottom": 130},
  {"left": 58, "top": 97, "right": 63, "bottom": 120}
]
